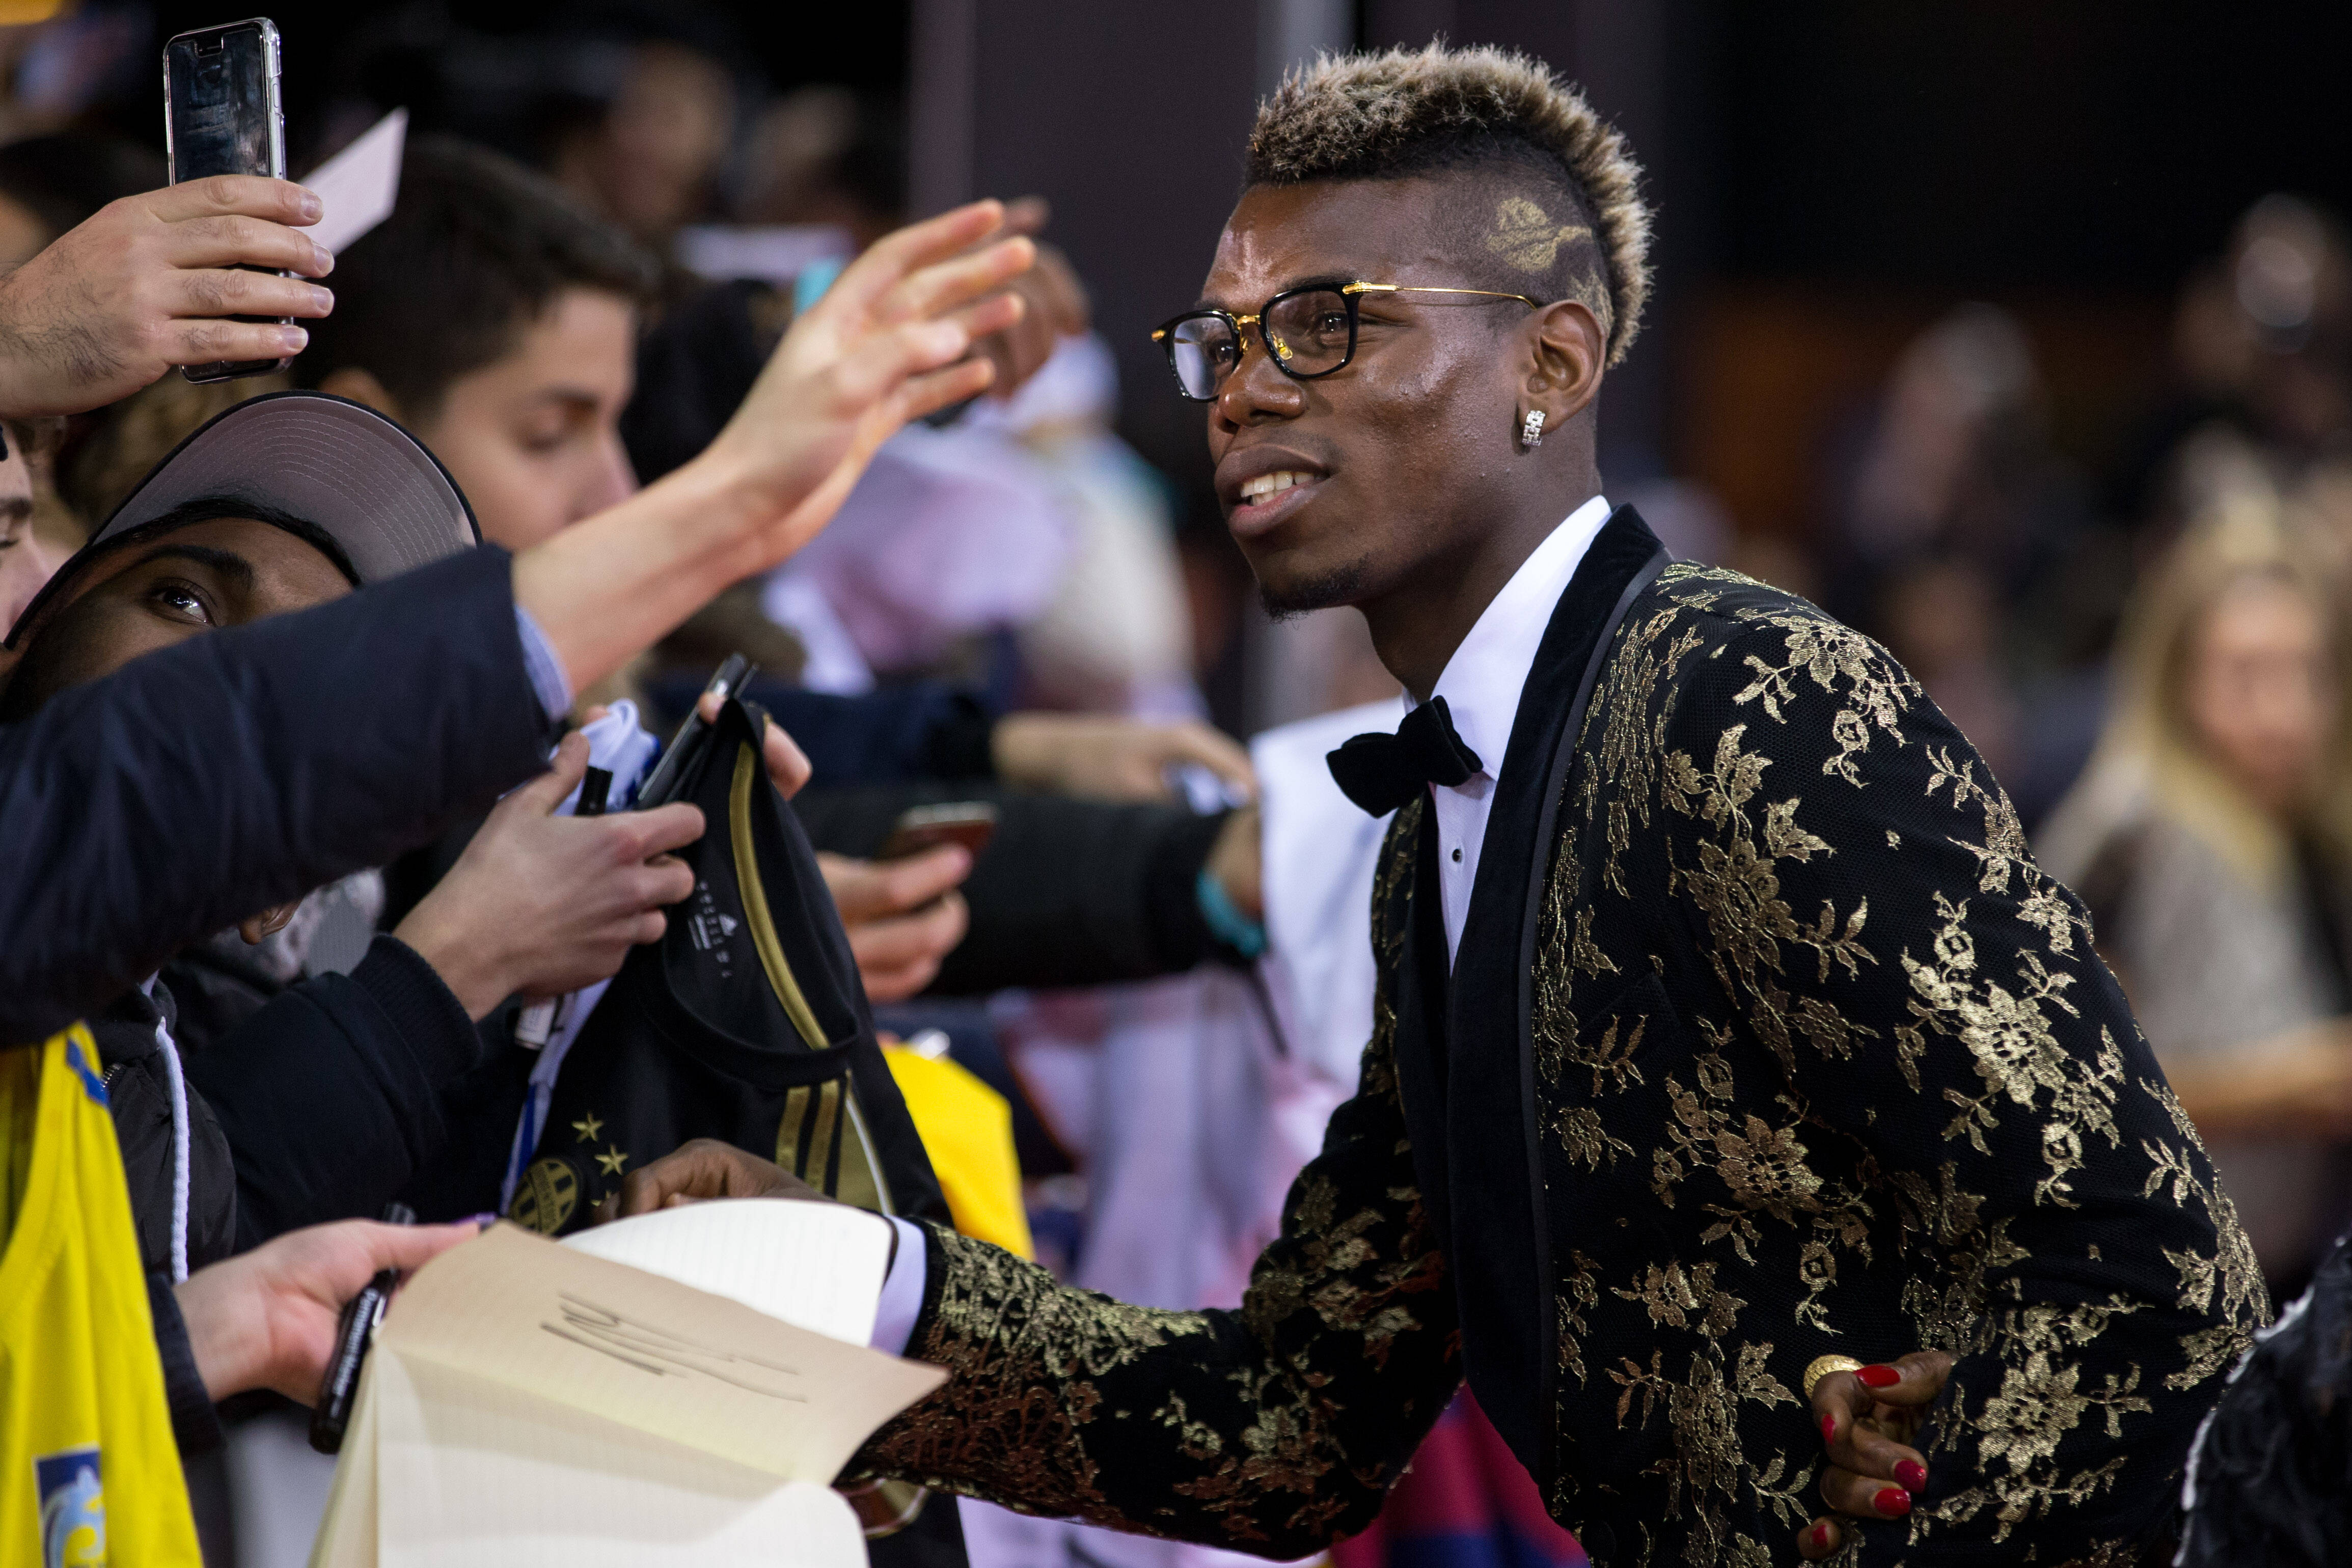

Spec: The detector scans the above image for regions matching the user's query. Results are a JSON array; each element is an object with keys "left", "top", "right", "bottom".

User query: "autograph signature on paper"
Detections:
[{"left": 541, "top": 1292, "right": 811, "bottom": 1401}]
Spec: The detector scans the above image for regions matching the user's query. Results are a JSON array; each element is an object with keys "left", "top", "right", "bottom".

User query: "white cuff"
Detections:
[{"left": 870, "top": 1217, "right": 928, "bottom": 1356}]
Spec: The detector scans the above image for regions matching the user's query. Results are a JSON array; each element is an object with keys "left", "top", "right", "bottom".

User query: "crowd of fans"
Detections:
[{"left": 4, "top": 7, "right": 2352, "bottom": 1568}]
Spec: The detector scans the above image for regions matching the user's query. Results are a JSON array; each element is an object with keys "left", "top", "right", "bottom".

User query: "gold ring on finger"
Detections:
[{"left": 1802, "top": 1354, "right": 1865, "bottom": 1399}]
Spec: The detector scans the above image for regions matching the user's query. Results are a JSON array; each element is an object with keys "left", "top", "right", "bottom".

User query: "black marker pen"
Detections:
[{"left": 309, "top": 1201, "right": 415, "bottom": 1454}]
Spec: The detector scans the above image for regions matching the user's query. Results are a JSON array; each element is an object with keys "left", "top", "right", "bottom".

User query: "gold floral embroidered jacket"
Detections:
[{"left": 859, "top": 509, "right": 2264, "bottom": 1566}]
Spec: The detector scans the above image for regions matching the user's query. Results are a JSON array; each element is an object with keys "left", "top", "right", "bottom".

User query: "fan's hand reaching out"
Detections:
[
  {"left": 696, "top": 201, "right": 1035, "bottom": 573},
  {"left": 515, "top": 200, "right": 1034, "bottom": 697}
]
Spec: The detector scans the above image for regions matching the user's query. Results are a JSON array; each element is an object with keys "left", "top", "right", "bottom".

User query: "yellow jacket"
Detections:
[{"left": 0, "top": 1028, "right": 200, "bottom": 1565}]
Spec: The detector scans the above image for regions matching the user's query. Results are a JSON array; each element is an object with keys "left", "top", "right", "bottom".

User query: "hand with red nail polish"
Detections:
[{"left": 1796, "top": 1347, "right": 1952, "bottom": 1556}]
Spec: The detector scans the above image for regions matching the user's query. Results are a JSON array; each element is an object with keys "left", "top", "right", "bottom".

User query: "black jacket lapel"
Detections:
[
  {"left": 1387, "top": 803, "right": 1456, "bottom": 1257},
  {"left": 1440, "top": 505, "right": 1667, "bottom": 1473}
]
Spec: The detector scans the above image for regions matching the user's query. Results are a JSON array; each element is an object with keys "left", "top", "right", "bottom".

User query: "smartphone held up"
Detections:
[{"left": 162, "top": 16, "right": 291, "bottom": 382}]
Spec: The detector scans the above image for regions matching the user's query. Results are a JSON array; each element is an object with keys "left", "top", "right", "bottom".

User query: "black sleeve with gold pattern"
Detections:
[{"left": 852, "top": 1021, "right": 1461, "bottom": 1555}]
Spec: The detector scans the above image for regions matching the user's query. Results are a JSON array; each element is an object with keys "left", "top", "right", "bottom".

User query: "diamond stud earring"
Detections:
[{"left": 1521, "top": 408, "right": 1546, "bottom": 449}]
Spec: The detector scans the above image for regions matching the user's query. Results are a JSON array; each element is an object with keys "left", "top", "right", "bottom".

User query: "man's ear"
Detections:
[
  {"left": 315, "top": 367, "right": 404, "bottom": 422},
  {"left": 238, "top": 902, "right": 300, "bottom": 946},
  {"left": 1520, "top": 297, "right": 1605, "bottom": 436}
]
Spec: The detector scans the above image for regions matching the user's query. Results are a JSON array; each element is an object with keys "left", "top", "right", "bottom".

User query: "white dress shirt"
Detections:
[
  {"left": 866, "top": 493, "right": 1614, "bottom": 1353},
  {"left": 1421, "top": 493, "right": 1611, "bottom": 965}
]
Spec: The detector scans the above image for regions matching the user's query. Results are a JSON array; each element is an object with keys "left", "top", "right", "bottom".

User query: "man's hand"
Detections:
[
  {"left": 517, "top": 199, "right": 1035, "bottom": 696},
  {"left": 818, "top": 846, "right": 972, "bottom": 1002},
  {"left": 992, "top": 712, "right": 1256, "bottom": 804},
  {"left": 1797, "top": 1351, "right": 1953, "bottom": 1559},
  {"left": 698, "top": 200, "right": 1034, "bottom": 570},
  {"left": 975, "top": 197, "right": 1089, "bottom": 400},
  {"left": 174, "top": 1219, "right": 479, "bottom": 1403},
  {"left": 0, "top": 177, "right": 335, "bottom": 417},
  {"left": 617, "top": 1138, "right": 822, "bottom": 1215},
  {"left": 394, "top": 730, "right": 706, "bottom": 1017},
  {"left": 1206, "top": 803, "right": 1263, "bottom": 921},
  {"left": 694, "top": 689, "right": 813, "bottom": 798}
]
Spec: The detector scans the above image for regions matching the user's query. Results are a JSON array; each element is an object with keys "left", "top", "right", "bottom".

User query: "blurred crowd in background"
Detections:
[{"left": 6, "top": 4, "right": 2352, "bottom": 1567}]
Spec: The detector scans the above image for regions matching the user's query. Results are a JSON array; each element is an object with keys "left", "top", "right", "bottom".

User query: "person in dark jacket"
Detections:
[
  {"left": 619, "top": 47, "right": 2261, "bottom": 1567},
  {"left": 0, "top": 392, "right": 709, "bottom": 1446}
]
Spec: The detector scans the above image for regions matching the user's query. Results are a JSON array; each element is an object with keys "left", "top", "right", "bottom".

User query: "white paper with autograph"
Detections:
[{"left": 309, "top": 1205, "right": 940, "bottom": 1567}]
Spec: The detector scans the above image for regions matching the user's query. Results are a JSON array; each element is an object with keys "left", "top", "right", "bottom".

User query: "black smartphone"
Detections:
[
  {"left": 162, "top": 17, "right": 290, "bottom": 383},
  {"left": 307, "top": 1200, "right": 414, "bottom": 1454},
  {"left": 877, "top": 802, "right": 998, "bottom": 861},
  {"left": 637, "top": 654, "right": 756, "bottom": 810}
]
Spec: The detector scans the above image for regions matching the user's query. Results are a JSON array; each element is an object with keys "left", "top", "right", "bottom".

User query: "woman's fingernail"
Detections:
[
  {"left": 1821, "top": 1413, "right": 1837, "bottom": 1443},
  {"left": 1875, "top": 1487, "right": 1912, "bottom": 1517},
  {"left": 466, "top": 1212, "right": 498, "bottom": 1230},
  {"left": 1808, "top": 1522, "right": 1834, "bottom": 1551},
  {"left": 1857, "top": 1364, "right": 1902, "bottom": 1389},
  {"left": 1895, "top": 1459, "right": 1927, "bottom": 1493}
]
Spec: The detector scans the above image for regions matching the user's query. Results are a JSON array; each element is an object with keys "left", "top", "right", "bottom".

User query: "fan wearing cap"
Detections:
[
  {"left": 0, "top": 391, "right": 728, "bottom": 1452},
  {"left": 10, "top": 386, "right": 477, "bottom": 677}
]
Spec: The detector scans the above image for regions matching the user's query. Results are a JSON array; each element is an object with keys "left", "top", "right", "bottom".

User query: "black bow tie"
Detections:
[{"left": 1326, "top": 697, "right": 1485, "bottom": 816}]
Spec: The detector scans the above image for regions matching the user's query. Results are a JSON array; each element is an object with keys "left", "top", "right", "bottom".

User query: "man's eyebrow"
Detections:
[
  {"left": 1195, "top": 273, "right": 1359, "bottom": 311},
  {"left": 130, "top": 542, "right": 255, "bottom": 589},
  {"left": 525, "top": 386, "right": 606, "bottom": 410}
]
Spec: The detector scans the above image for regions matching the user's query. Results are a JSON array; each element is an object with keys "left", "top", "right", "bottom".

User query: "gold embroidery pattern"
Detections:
[
  {"left": 1528, "top": 566, "right": 2262, "bottom": 1561},
  {"left": 855, "top": 800, "right": 1461, "bottom": 1555},
  {"left": 854, "top": 562, "right": 2262, "bottom": 1568}
]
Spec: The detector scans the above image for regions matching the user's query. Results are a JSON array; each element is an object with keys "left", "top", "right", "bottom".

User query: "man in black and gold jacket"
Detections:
[{"left": 628, "top": 44, "right": 2263, "bottom": 1567}]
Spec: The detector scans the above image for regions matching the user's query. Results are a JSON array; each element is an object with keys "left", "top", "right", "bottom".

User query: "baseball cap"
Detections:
[{"left": 5, "top": 390, "right": 479, "bottom": 648}]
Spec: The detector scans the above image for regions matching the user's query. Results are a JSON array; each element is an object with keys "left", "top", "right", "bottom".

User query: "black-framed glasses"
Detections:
[{"left": 1150, "top": 281, "right": 1545, "bottom": 401}]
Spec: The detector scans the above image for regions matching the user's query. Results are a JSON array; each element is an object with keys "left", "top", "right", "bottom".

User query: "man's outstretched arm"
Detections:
[{"left": 626, "top": 1023, "right": 1462, "bottom": 1558}]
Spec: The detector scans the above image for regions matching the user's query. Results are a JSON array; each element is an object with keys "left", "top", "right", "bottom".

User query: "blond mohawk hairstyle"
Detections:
[{"left": 1246, "top": 43, "right": 1651, "bottom": 367}]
